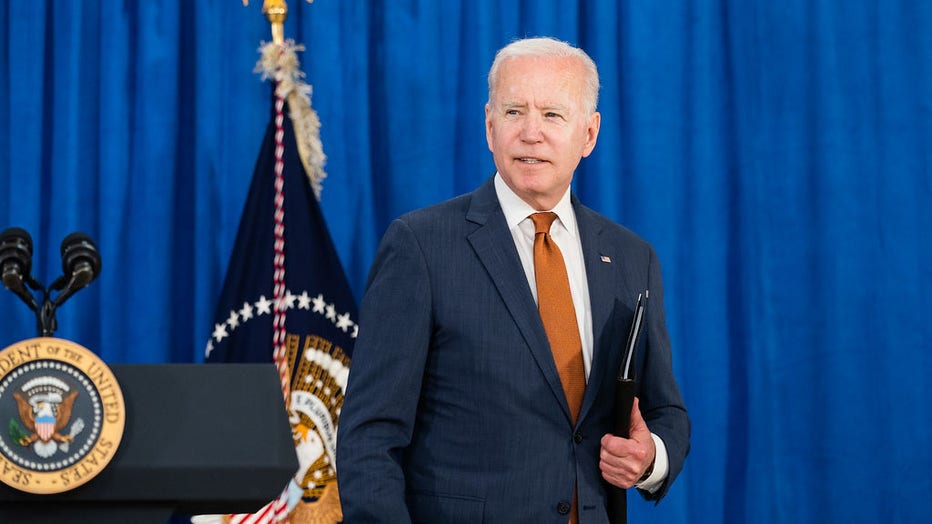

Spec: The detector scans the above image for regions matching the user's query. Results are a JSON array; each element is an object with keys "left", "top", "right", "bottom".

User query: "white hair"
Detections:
[{"left": 488, "top": 37, "right": 600, "bottom": 114}]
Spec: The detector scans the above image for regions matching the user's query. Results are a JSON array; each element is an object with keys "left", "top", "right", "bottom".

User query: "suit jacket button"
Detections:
[
  {"left": 557, "top": 501, "right": 571, "bottom": 515},
  {"left": 574, "top": 431, "right": 583, "bottom": 444}
]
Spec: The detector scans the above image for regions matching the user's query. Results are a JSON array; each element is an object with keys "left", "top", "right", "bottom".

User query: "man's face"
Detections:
[{"left": 486, "top": 55, "right": 601, "bottom": 211}]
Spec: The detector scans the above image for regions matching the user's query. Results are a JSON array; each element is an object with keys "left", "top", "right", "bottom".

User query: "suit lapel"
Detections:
[
  {"left": 466, "top": 179, "right": 573, "bottom": 423},
  {"left": 574, "top": 200, "right": 622, "bottom": 425}
]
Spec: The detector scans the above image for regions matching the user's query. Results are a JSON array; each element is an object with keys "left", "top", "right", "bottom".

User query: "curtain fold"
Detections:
[{"left": 2, "top": 1, "right": 930, "bottom": 522}]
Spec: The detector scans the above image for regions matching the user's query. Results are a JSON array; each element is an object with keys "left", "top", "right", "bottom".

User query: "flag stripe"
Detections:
[{"left": 228, "top": 486, "right": 291, "bottom": 524}]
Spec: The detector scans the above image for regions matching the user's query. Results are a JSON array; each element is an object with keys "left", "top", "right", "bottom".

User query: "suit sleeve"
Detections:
[
  {"left": 336, "top": 219, "right": 432, "bottom": 522},
  {"left": 638, "top": 244, "right": 691, "bottom": 502}
]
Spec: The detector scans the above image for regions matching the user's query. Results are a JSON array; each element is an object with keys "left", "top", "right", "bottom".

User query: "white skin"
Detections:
[
  {"left": 600, "top": 397, "right": 657, "bottom": 488},
  {"left": 485, "top": 54, "right": 600, "bottom": 211},
  {"left": 486, "top": 54, "right": 655, "bottom": 487}
]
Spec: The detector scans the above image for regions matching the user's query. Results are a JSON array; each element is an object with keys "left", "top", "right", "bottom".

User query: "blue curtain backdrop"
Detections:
[{"left": 2, "top": 1, "right": 930, "bottom": 522}]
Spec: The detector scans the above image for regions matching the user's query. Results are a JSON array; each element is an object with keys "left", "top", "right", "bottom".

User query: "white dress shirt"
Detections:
[
  {"left": 493, "top": 173, "right": 669, "bottom": 493},
  {"left": 493, "top": 174, "right": 594, "bottom": 378}
]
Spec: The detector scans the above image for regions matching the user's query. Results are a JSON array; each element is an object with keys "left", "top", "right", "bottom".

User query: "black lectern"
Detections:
[{"left": 0, "top": 363, "right": 299, "bottom": 523}]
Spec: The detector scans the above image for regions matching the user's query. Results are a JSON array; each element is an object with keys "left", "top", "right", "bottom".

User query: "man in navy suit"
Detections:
[{"left": 337, "top": 37, "right": 690, "bottom": 523}]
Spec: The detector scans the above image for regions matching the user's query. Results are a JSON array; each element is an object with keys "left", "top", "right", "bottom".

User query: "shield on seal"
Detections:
[{"left": 36, "top": 415, "right": 55, "bottom": 442}]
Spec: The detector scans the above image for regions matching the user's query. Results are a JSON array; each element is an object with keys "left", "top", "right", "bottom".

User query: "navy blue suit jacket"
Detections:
[{"left": 337, "top": 178, "right": 689, "bottom": 523}]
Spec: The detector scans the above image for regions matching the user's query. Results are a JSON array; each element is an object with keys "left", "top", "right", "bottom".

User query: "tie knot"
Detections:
[{"left": 530, "top": 212, "right": 558, "bottom": 235}]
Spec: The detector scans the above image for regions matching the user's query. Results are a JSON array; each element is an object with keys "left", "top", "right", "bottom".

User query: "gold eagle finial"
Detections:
[{"left": 242, "top": 0, "right": 315, "bottom": 45}]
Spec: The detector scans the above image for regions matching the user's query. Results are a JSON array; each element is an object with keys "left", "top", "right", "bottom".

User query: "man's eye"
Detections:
[
  {"left": 505, "top": 109, "right": 520, "bottom": 116},
  {"left": 545, "top": 112, "right": 562, "bottom": 119}
]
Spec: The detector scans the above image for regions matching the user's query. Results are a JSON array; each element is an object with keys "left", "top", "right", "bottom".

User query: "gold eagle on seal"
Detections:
[{"left": 13, "top": 390, "right": 78, "bottom": 448}]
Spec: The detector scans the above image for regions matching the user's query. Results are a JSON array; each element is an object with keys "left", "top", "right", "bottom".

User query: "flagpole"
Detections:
[{"left": 200, "top": 2, "right": 342, "bottom": 523}]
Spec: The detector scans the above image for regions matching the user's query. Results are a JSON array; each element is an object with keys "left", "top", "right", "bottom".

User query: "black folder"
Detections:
[{"left": 609, "top": 292, "right": 647, "bottom": 524}]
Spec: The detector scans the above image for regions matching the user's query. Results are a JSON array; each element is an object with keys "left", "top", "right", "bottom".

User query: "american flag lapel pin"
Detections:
[{"left": 600, "top": 254, "right": 612, "bottom": 263}]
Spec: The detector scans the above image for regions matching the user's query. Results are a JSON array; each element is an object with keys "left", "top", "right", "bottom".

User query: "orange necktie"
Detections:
[
  {"left": 531, "top": 212, "right": 586, "bottom": 524},
  {"left": 530, "top": 212, "right": 586, "bottom": 421}
]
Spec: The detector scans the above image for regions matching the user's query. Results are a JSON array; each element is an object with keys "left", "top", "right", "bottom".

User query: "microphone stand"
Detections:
[
  {"left": 21, "top": 277, "right": 59, "bottom": 337},
  {"left": 2, "top": 230, "right": 101, "bottom": 338},
  {"left": 38, "top": 292, "right": 58, "bottom": 337},
  {"left": 13, "top": 276, "right": 65, "bottom": 337}
]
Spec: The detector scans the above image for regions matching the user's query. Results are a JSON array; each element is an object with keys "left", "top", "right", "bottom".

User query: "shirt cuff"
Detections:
[{"left": 634, "top": 432, "right": 668, "bottom": 493}]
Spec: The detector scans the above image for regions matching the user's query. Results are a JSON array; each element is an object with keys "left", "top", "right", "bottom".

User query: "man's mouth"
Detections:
[{"left": 517, "top": 157, "right": 545, "bottom": 164}]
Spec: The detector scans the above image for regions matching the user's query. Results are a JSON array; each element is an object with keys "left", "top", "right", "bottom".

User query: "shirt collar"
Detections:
[{"left": 493, "top": 173, "right": 578, "bottom": 238}]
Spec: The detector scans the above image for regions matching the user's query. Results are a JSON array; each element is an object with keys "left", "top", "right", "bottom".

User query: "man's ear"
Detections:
[
  {"left": 485, "top": 103, "right": 495, "bottom": 152},
  {"left": 582, "top": 111, "right": 601, "bottom": 158}
]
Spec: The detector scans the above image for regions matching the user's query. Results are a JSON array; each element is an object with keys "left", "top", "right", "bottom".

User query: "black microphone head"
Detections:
[
  {"left": 60, "top": 232, "right": 101, "bottom": 286},
  {"left": 0, "top": 227, "right": 34, "bottom": 278},
  {"left": 0, "top": 227, "right": 39, "bottom": 311}
]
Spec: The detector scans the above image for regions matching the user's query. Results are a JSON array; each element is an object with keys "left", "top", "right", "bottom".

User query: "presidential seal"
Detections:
[
  {"left": 0, "top": 337, "right": 125, "bottom": 494},
  {"left": 284, "top": 332, "right": 351, "bottom": 521}
]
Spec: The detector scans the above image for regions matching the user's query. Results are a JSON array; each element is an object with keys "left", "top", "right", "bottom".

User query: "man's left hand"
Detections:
[{"left": 599, "top": 397, "right": 656, "bottom": 488}]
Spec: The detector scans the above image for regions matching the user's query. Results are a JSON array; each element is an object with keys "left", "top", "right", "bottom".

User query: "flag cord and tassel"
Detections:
[
  {"left": 271, "top": 93, "right": 291, "bottom": 399},
  {"left": 241, "top": 2, "right": 324, "bottom": 522},
  {"left": 223, "top": 93, "right": 294, "bottom": 524},
  {"left": 255, "top": 42, "right": 327, "bottom": 199},
  {"left": 247, "top": 0, "right": 326, "bottom": 199}
]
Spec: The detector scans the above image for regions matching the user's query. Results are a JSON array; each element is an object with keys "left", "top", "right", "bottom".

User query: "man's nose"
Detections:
[{"left": 520, "top": 114, "right": 543, "bottom": 142}]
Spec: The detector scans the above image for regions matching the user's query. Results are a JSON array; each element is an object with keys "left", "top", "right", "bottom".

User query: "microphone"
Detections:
[
  {"left": 0, "top": 227, "right": 39, "bottom": 311},
  {"left": 52, "top": 232, "right": 102, "bottom": 307}
]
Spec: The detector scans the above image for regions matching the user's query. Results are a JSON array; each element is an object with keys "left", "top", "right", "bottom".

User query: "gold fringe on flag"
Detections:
[{"left": 255, "top": 40, "right": 328, "bottom": 200}]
